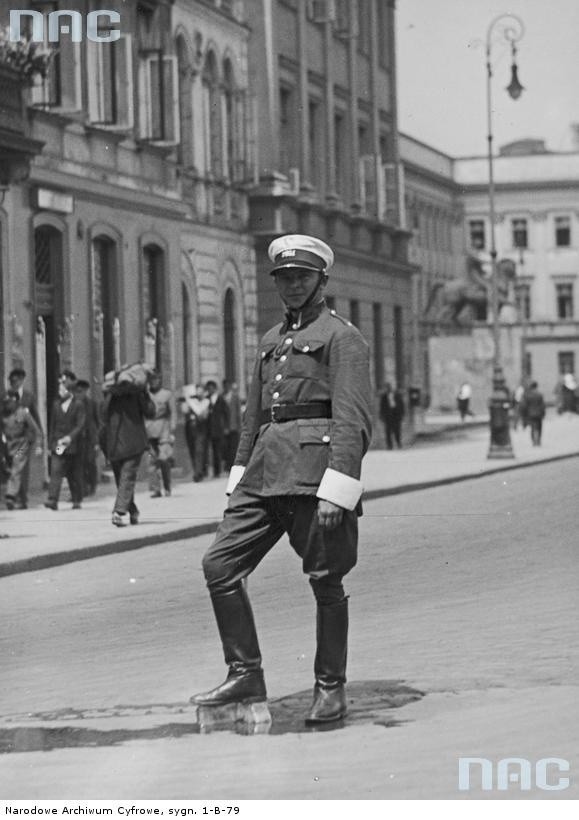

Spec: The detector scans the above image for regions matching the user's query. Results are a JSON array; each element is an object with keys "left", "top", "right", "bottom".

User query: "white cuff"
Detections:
[
  {"left": 226, "top": 465, "right": 246, "bottom": 495},
  {"left": 316, "top": 468, "right": 363, "bottom": 511}
]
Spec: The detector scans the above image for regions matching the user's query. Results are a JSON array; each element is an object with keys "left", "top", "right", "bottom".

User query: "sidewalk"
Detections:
[{"left": 1, "top": 411, "right": 578, "bottom": 578}]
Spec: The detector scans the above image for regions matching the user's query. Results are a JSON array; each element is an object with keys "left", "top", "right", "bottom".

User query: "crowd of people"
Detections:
[{"left": 0, "top": 365, "right": 244, "bottom": 525}]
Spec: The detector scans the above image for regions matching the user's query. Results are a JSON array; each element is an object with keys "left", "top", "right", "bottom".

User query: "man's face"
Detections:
[
  {"left": 9, "top": 376, "right": 23, "bottom": 391},
  {"left": 273, "top": 269, "right": 322, "bottom": 310},
  {"left": 60, "top": 375, "right": 75, "bottom": 392}
]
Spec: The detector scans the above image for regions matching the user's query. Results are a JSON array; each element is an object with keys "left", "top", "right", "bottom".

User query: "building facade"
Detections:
[
  {"left": 243, "top": 0, "right": 416, "bottom": 410},
  {"left": 399, "top": 132, "right": 466, "bottom": 404},
  {"left": 0, "top": 0, "right": 258, "bottom": 479},
  {"left": 456, "top": 139, "right": 579, "bottom": 400}
]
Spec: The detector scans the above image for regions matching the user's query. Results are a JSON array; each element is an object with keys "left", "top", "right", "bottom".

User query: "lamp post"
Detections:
[{"left": 485, "top": 13, "right": 524, "bottom": 459}]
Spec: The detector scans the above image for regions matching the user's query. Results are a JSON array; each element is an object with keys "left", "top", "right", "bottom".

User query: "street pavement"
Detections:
[
  {"left": 0, "top": 452, "right": 577, "bottom": 799},
  {"left": 1, "top": 410, "right": 578, "bottom": 578}
]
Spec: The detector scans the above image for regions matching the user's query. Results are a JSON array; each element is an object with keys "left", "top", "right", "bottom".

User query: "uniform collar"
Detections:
[{"left": 282, "top": 298, "right": 326, "bottom": 332}]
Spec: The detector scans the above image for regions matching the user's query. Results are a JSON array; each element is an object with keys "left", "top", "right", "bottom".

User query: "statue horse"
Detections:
[{"left": 423, "top": 255, "right": 516, "bottom": 326}]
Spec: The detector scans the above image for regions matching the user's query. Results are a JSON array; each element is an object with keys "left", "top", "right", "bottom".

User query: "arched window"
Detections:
[
  {"left": 92, "top": 235, "right": 118, "bottom": 375},
  {"left": 223, "top": 288, "right": 237, "bottom": 383},
  {"left": 202, "top": 50, "right": 221, "bottom": 175},
  {"left": 142, "top": 244, "right": 166, "bottom": 371}
]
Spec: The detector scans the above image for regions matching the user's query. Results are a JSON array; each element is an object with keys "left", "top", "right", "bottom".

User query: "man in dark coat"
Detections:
[
  {"left": 379, "top": 382, "right": 405, "bottom": 449},
  {"left": 44, "top": 375, "right": 86, "bottom": 510},
  {"left": 101, "top": 379, "right": 155, "bottom": 526},
  {"left": 520, "top": 381, "right": 546, "bottom": 446},
  {"left": 2, "top": 368, "right": 42, "bottom": 509},
  {"left": 205, "top": 380, "right": 229, "bottom": 478},
  {"left": 190, "top": 234, "right": 372, "bottom": 725},
  {"left": 75, "top": 379, "right": 100, "bottom": 497}
]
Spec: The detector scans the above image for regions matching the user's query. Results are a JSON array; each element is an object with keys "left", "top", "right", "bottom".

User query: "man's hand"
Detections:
[{"left": 317, "top": 499, "right": 344, "bottom": 530}]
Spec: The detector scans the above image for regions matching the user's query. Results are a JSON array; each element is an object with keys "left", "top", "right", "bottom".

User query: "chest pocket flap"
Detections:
[{"left": 292, "top": 339, "right": 325, "bottom": 355}]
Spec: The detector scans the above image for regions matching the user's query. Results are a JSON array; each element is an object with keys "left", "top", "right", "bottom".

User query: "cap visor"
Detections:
[{"left": 270, "top": 261, "right": 322, "bottom": 274}]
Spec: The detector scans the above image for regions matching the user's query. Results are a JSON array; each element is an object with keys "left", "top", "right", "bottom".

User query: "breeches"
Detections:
[{"left": 202, "top": 488, "right": 358, "bottom": 601}]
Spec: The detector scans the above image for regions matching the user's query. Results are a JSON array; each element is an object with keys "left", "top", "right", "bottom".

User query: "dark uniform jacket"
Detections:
[{"left": 233, "top": 300, "right": 372, "bottom": 508}]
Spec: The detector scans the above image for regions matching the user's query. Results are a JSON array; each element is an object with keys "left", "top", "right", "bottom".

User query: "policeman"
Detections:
[{"left": 190, "top": 234, "right": 372, "bottom": 723}]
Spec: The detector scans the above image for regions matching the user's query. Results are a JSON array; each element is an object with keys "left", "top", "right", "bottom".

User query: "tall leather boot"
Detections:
[
  {"left": 306, "top": 598, "right": 348, "bottom": 724},
  {"left": 190, "top": 586, "right": 267, "bottom": 706}
]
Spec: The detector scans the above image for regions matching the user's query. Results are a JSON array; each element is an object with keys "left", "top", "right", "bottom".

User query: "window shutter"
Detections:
[
  {"left": 359, "top": 154, "right": 378, "bottom": 218},
  {"left": 58, "top": 40, "right": 82, "bottom": 111},
  {"left": 140, "top": 53, "right": 180, "bottom": 144},
  {"left": 382, "top": 162, "right": 399, "bottom": 224}
]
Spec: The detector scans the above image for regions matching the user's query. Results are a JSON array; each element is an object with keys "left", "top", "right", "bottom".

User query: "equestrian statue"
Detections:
[{"left": 423, "top": 255, "right": 516, "bottom": 326}]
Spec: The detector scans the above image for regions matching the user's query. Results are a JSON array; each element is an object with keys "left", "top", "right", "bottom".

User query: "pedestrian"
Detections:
[
  {"left": 74, "top": 379, "right": 100, "bottom": 497},
  {"left": 222, "top": 380, "right": 242, "bottom": 471},
  {"left": 145, "top": 371, "right": 174, "bottom": 498},
  {"left": 457, "top": 382, "right": 474, "bottom": 421},
  {"left": 1, "top": 393, "right": 44, "bottom": 510},
  {"left": 512, "top": 382, "right": 527, "bottom": 430},
  {"left": 181, "top": 383, "right": 210, "bottom": 481},
  {"left": 44, "top": 374, "right": 86, "bottom": 511},
  {"left": 190, "top": 234, "right": 372, "bottom": 725},
  {"left": 379, "top": 382, "right": 405, "bottom": 449},
  {"left": 520, "top": 381, "right": 546, "bottom": 446},
  {"left": 100, "top": 364, "right": 156, "bottom": 527},
  {"left": 205, "top": 380, "right": 229, "bottom": 478},
  {"left": 559, "top": 372, "right": 577, "bottom": 415},
  {"left": 1, "top": 368, "right": 43, "bottom": 509}
]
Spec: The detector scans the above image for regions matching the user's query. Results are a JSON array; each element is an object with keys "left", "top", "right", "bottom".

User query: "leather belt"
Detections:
[{"left": 260, "top": 401, "right": 332, "bottom": 425}]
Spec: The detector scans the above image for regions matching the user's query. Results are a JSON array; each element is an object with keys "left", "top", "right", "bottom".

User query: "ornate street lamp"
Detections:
[{"left": 485, "top": 14, "right": 525, "bottom": 459}]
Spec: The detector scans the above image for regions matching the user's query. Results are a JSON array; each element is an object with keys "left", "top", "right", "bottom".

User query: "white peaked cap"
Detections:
[{"left": 268, "top": 234, "right": 335, "bottom": 274}]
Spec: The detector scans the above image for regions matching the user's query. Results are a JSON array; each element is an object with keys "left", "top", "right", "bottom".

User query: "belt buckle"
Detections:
[{"left": 271, "top": 403, "right": 281, "bottom": 423}]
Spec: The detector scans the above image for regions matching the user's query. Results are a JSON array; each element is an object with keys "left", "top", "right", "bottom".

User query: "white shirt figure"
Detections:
[{"left": 457, "top": 383, "right": 472, "bottom": 401}]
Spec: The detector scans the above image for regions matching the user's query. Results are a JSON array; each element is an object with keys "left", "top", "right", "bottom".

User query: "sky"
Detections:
[{"left": 395, "top": 0, "right": 579, "bottom": 158}]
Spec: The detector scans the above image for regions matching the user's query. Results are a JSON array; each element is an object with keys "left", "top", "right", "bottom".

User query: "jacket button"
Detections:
[
  {"left": 285, "top": 338, "right": 292, "bottom": 345},
  {"left": 275, "top": 374, "right": 282, "bottom": 381},
  {"left": 292, "top": 323, "right": 299, "bottom": 330},
  {"left": 302, "top": 345, "right": 310, "bottom": 352},
  {"left": 273, "top": 392, "right": 280, "bottom": 399},
  {"left": 322, "top": 435, "right": 330, "bottom": 443},
  {"left": 280, "top": 355, "right": 287, "bottom": 362}
]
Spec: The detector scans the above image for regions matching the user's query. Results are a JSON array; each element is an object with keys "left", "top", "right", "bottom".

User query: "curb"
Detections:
[{"left": 1, "top": 449, "right": 578, "bottom": 579}]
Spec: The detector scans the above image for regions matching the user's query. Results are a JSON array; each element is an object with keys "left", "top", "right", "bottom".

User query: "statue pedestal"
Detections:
[{"left": 428, "top": 324, "right": 523, "bottom": 414}]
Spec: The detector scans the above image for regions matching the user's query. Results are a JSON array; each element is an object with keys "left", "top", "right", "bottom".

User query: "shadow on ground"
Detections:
[{"left": 0, "top": 680, "right": 424, "bottom": 752}]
